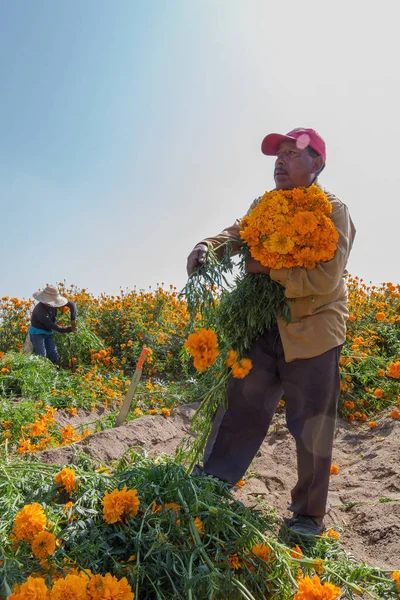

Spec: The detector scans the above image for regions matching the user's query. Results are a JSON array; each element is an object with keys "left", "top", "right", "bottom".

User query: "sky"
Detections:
[{"left": 1, "top": 0, "right": 399, "bottom": 300}]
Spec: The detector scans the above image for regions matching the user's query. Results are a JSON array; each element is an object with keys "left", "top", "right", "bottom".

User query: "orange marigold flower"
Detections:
[
  {"left": 194, "top": 517, "right": 204, "bottom": 533},
  {"left": 294, "top": 574, "right": 341, "bottom": 600},
  {"left": 184, "top": 328, "right": 219, "bottom": 372},
  {"left": 378, "top": 368, "right": 385, "bottom": 377},
  {"left": 102, "top": 486, "right": 140, "bottom": 524},
  {"left": 231, "top": 358, "right": 253, "bottom": 379},
  {"left": 63, "top": 501, "right": 74, "bottom": 513},
  {"left": 343, "top": 400, "right": 355, "bottom": 410},
  {"left": 9, "top": 576, "right": 49, "bottom": 600},
  {"left": 151, "top": 501, "right": 162, "bottom": 514},
  {"left": 369, "top": 421, "right": 378, "bottom": 429},
  {"left": 49, "top": 573, "right": 87, "bottom": 600},
  {"left": 250, "top": 542, "right": 271, "bottom": 563},
  {"left": 164, "top": 502, "right": 180, "bottom": 514},
  {"left": 226, "top": 349, "right": 238, "bottom": 368},
  {"left": 291, "top": 211, "right": 318, "bottom": 235},
  {"left": 266, "top": 231, "right": 295, "bottom": 255},
  {"left": 161, "top": 407, "right": 171, "bottom": 418},
  {"left": 391, "top": 571, "right": 400, "bottom": 589},
  {"left": 236, "top": 479, "right": 246, "bottom": 488},
  {"left": 330, "top": 464, "right": 339, "bottom": 475},
  {"left": 60, "top": 424, "right": 76, "bottom": 441},
  {"left": 87, "top": 573, "right": 134, "bottom": 600},
  {"left": 313, "top": 558, "right": 324, "bottom": 574},
  {"left": 373, "top": 388, "right": 383, "bottom": 399},
  {"left": 325, "top": 528, "right": 340, "bottom": 539},
  {"left": 54, "top": 468, "right": 76, "bottom": 495},
  {"left": 390, "top": 410, "right": 400, "bottom": 420},
  {"left": 29, "top": 419, "right": 47, "bottom": 437},
  {"left": 228, "top": 553, "right": 242, "bottom": 569},
  {"left": 13, "top": 503, "right": 46, "bottom": 542},
  {"left": 290, "top": 545, "right": 303, "bottom": 559},
  {"left": 387, "top": 361, "right": 400, "bottom": 379},
  {"left": 375, "top": 312, "right": 385, "bottom": 321},
  {"left": 31, "top": 531, "right": 57, "bottom": 559}
]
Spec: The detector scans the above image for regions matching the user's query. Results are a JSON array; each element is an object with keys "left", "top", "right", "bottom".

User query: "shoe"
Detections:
[
  {"left": 287, "top": 514, "right": 325, "bottom": 536},
  {"left": 280, "top": 515, "right": 325, "bottom": 547}
]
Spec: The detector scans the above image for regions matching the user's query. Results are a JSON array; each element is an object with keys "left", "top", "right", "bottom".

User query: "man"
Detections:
[
  {"left": 186, "top": 128, "right": 356, "bottom": 539},
  {"left": 29, "top": 284, "right": 77, "bottom": 364}
]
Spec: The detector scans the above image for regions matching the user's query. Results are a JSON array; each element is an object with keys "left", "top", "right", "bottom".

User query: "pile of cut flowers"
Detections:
[{"left": 0, "top": 453, "right": 399, "bottom": 599}]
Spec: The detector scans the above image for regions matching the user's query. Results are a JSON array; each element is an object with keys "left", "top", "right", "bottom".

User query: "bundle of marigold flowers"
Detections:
[{"left": 240, "top": 184, "right": 339, "bottom": 270}]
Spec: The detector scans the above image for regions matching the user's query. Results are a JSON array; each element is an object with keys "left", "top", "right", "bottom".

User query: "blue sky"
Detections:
[{"left": 1, "top": 1, "right": 399, "bottom": 299}]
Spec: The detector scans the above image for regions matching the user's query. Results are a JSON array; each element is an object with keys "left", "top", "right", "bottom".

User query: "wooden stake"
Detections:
[{"left": 114, "top": 347, "right": 150, "bottom": 427}]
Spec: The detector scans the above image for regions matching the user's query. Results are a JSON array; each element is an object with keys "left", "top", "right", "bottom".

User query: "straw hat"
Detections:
[{"left": 32, "top": 285, "right": 68, "bottom": 308}]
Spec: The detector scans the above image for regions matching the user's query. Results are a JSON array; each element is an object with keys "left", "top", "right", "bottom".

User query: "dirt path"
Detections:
[{"left": 40, "top": 404, "right": 400, "bottom": 570}]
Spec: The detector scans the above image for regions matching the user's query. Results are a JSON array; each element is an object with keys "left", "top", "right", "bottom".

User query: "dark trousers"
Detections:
[
  {"left": 199, "top": 327, "right": 342, "bottom": 518},
  {"left": 30, "top": 334, "right": 59, "bottom": 364}
]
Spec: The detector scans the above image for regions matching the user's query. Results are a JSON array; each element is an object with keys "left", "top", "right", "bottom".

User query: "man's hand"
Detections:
[
  {"left": 186, "top": 243, "right": 208, "bottom": 276},
  {"left": 71, "top": 320, "right": 77, "bottom": 332},
  {"left": 245, "top": 256, "right": 271, "bottom": 275}
]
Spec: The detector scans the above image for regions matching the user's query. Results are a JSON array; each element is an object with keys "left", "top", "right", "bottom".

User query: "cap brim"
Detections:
[{"left": 261, "top": 133, "right": 297, "bottom": 156}]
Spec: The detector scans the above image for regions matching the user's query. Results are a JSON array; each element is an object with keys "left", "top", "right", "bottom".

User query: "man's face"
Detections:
[{"left": 274, "top": 140, "right": 321, "bottom": 190}]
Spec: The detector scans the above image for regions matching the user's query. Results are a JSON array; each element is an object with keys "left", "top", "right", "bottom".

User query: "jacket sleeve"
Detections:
[
  {"left": 66, "top": 300, "right": 77, "bottom": 320},
  {"left": 200, "top": 222, "right": 242, "bottom": 258},
  {"left": 269, "top": 199, "right": 356, "bottom": 298},
  {"left": 200, "top": 198, "right": 261, "bottom": 258}
]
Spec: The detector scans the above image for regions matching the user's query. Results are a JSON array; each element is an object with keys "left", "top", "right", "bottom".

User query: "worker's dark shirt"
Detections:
[{"left": 30, "top": 301, "right": 77, "bottom": 333}]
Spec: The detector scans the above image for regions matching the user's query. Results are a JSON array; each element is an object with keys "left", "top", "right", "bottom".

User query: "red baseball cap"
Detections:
[{"left": 261, "top": 128, "right": 326, "bottom": 163}]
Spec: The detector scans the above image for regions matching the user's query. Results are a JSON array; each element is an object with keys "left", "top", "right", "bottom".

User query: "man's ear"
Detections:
[{"left": 313, "top": 155, "right": 324, "bottom": 175}]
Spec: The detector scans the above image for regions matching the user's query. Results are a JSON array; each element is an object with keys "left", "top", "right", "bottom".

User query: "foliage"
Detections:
[
  {"left": 0, "top": 278, "right": 398, "bottom": 458},
  {"left": 339, "top": 277, "right": 400, "bottom": 423},
  {"left": 0, "top": 455, "right": 398, "bottom": 600},
  {"left": 0, "top": 283, "right": 190, "bottom": 378}
]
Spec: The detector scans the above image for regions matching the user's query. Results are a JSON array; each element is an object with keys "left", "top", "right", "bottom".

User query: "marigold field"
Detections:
[{"left": 0, "top": 277, "right": 399, "bottom": 599}]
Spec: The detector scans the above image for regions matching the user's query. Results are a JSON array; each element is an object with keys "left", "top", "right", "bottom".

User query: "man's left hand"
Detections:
[
  {"left": 71, "top": 320, "right": 77, "bottom": 332},
  {"left": 245, "top": 256, "right": 271, "bottom": 275}
]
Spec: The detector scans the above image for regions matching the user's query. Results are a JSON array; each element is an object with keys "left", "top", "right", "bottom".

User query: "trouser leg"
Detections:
[
  {"left": 44, "top": 335, "right": 59, "bottom": 365},
  {"left": 279, "top": 344, "right": 342, "bottom": 518},
  {"left": 201, "top": 328, "right": 283, "bottom": 485},
  {"left": 30, "top": 334, "right": 46, "bottom": 357}
]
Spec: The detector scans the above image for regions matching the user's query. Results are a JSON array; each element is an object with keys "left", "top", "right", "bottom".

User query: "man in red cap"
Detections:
[{"left": 186, "top": 128, "right": 356, "bottom": 542}]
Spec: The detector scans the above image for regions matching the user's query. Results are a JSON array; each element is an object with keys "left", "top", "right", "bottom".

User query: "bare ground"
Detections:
[{"left": 40, "top": 404, "right": 400, "bottom": 570}]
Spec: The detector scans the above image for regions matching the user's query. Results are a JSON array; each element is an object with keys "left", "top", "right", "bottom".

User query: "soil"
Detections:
[{"left": 40, "top": 404, "right": 400, "bottom": 570}]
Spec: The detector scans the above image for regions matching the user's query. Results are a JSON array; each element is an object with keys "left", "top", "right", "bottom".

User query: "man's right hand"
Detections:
[{"left": 186, "top": 243, "right": 208, "bottom": 276}]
